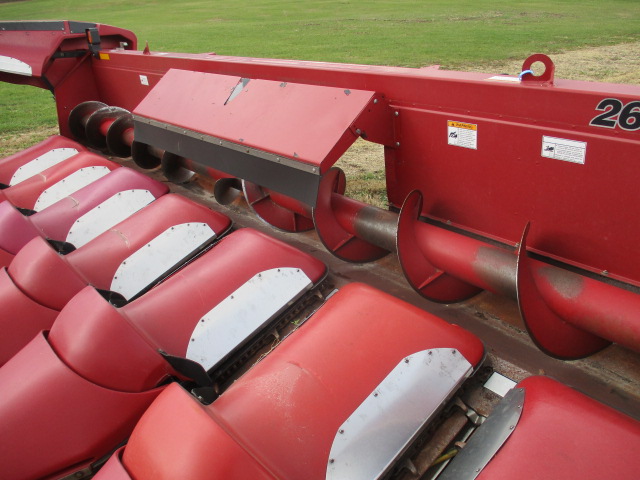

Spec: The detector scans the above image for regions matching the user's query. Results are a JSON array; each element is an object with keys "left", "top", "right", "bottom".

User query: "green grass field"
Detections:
[
  {"left": 1, "top": 0, "right": 639, "bottom": 158},
  {"left": 2, "top": 0, "right": 639, "bottom": 65}
]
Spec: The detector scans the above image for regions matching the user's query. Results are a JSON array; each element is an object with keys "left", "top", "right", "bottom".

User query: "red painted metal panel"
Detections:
[
  {"left": 48, "top": 227, "right": 324, "bottom": 391},
  {"left": 477, "top": 376, "right": 640, "bottom": 480},
  {"left": 0, "top": 200, "right": 41, "bottom": 259},
  {"left": 0, "top": 247, "right": 14, "bottom": 268},
  {"left": 133, "top": 69, "right": 380, "bottom": 172},
  {"left": 0, "top": 135, "right": 86, "bottom": 184},
  {"left": 10, "top": 235, "right": 87, "bottom": 310},
  {"left": 28, "top": 166, "right": 169, "bottom": 243},
  {"left": 124, "top": 227, "right": 327, "bottom": 357},
  {"left": 65, "top": 193, "right": 230, "bottom": 294},
  {"left": 0, "top": 152, "right": 119, "bottom": 209},
  {"left": 119, "top": 385, "right": 276, "bottom": 480},
  {"left": 93, "top": 449, "right": 131, "bottom": 480},
  {"left": 210, "top": 282, "right": 483, "bottom": 480},
  {"left": 0, "top": 332, "right": 162, "bottom": 480},
  {"left": 0, "top": 227, "right": 325, "bottom": 477},
  {"left": 93, "top": 449, "right": 132, "bottom": 480},
  {"left": 0, "top": 194, "right": 228, "bottom": 365},
  {"left": 49, "top": 286, "right": 174, "bottom": 393},
  {"left": 110, "top": 282, "right": 482, "bottom": 480},
  {"left": 87, "top": 49, "right": 640, "bottom": 287},
  {"left": 389, "top": 104, "right": 640, "bottom": 285},
  {"left": 0, "top": 21, "right": 136, "bottom": 88},
  {"left": 0, "top": 167, "right": 168, "bottom": 262},
  {"left": 0, "top": 268, "right": 57, "bottom": 366}
]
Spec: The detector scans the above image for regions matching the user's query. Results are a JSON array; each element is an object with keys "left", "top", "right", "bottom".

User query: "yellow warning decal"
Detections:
[
  {"left": 447, "top": 121, "right": 477, "bottom": 131},
  {"left": 99, "top": 53, "right": 110, "bottom": 61},
  {"left": 447, "top": 120, "right": 478, "bottom": 149}
]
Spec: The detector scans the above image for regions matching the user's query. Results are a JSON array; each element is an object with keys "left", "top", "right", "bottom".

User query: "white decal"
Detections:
[
  {"left": 541, "top": 136, "right": 586, "bottom": 164},
  {"left": 447, "top": 121, "right": 478, "bottom": 150}
]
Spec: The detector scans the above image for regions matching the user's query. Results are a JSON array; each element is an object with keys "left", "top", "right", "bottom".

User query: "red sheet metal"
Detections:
[
  {"left": 209, "top": 283, "right": 483, "bottom": 479},
  {"left": 120, "top": 228, "right": 327, "bottom": 358},
  {"left": 0, "top": 332, "right": 162, "bottom": 480},
  {"left": 0, "top": 21, "right": 136, "bottom": 90},
  {"left": 0, "top": 151, "right": 119, "bottom": 209},
  {"left": 133, "top": 69, "right": 381, "bottom": 173},
  {"left": 477, "top": 376, "right": 640, "bottom": 480},
  {"left": 27, "top": 167, "right": 169, "bottom": 246},
  {"left": 0, "top": 227, "right": 325, "bottom": 479},
  {"left": 65, "top": 193, "right": 230, "bottom": 294},
  {"left": 0, "top": 268, "right": 57, "bottom": 366},
  {"left": 0, "top": 194, "right": 230, "bottom": 365},
  {"left": 85, "top": 47, "right": 640, "bottom": 286},
  {"left": 0, "top": 200, "right": 43, "bottom": 259},
  {"left": 0, "top": 247, "right": 14, "bottom": 268},
  {"left": 0, "top": 135, "right": 86, "bottom": 184},
  {"left": 90, "top": 449, "right": 133, "bottom": 480},
  {"left": 49, "top": 227, "right": 325, "bottom": 391},
  {"left": 10, "top": 236, "right": 86, "bottom": 310},
  {"left": 104, "top": 385, "right": 277, "bottom": 480},
  {"left": 108, "top": 282, "right": 483, "bottom": 480},
  {"left": 50, "top": 286, "right": 174, "bottom": 393},
  {"left": 0, "top": 166, "right": 168, "bottom": 263},
  {"left": 131, "top": 69, "right": 391, "bottom": 205},
  {"left": 388, "top": 100, "right": 640, "bottom": 288}
]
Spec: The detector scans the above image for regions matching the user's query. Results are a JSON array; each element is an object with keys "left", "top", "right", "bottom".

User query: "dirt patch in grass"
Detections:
[
  {"left": 335, "top": 140, "right": 387, "bottom": 206},
  {"left": 0, "top": 125, "right": 58, "bottom": 157},
  {"left": 462, "top": 41, "right": 640, "bottom": 84}
]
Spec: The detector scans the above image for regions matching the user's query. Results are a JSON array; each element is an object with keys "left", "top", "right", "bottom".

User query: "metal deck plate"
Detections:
[
  {"left": 33, "top": 166, "right": 110, "bottom": 212},
  {"left": 9, "top": 148, "right": 79, "bottom": 185},
  {"left": 65, "top": 189, "right": 155, "bottom": 247},
  {"left": 110, "top": 222, "right": 215, "bottom": 301},
  {"left": 483, "top": 372, "right": 517, "bottom": 398},
  {"left": 326, "top": 349, "right": 473, "bottom": 480},
  {"left": 186, "top": 267, "right": 312, "bottom": 371},
  {"left": 437, "top": 387, "right": 524, "bottom": 480},
  {"left": 0, "top": 55, "right": 32, "bottom": 76}
]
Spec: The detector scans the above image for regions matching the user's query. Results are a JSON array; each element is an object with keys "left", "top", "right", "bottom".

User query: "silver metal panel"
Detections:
[
  {"left": 134, "top": 115, "right": 319, "bottom": 175},
  {"left": 437, "top": 388, "right": 525, "bottom": 480},
  {"left": 186, "top": 268, "right": 312, "bottom": 371},
  {"left": 0, "top": 55, "right": 32, "bottom": 76},
  {"left": 483, "top": 372, "right": 517, "bottom": 398},
  {"left": 9, "top": 148, "right": 79, "bottom": 185},
  {"left": 110, "top": 222, "right": 216, "bottom": 300},
  {"left": 33, "top": 166, "right": 111, "bottom": 212},
  {"left": 326, "top": 349, "right": 474, "bottom": 480},
  {"left": 65, "top": 189, "right": 155, "bottom": 247},
  {"left": 133, "top": 118, "right": 323, "bottom": 207}
]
